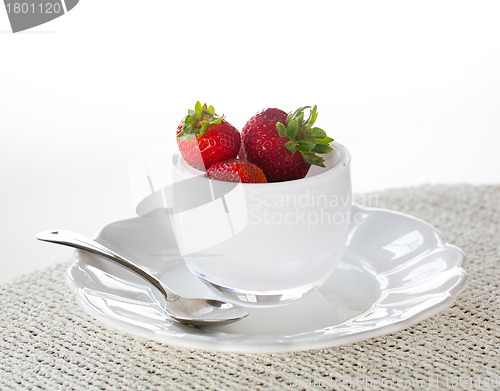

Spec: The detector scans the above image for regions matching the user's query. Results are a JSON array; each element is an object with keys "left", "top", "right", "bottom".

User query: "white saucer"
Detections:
[{"left": 66, "top": 205, "right": 467, "bottom": 353}]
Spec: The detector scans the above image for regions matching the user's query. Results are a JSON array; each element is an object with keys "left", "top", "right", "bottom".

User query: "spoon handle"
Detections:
[{"left": 36, "top": 230, "right": 179, "bottom": 302}]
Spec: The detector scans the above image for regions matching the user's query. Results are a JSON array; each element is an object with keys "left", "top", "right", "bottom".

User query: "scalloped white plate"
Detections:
[{"left": 66, "top": 205, "right": 467, "bottom": 353}]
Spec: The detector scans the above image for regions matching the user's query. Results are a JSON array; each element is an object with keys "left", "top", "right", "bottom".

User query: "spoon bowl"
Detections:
[
  {"left": 36, "top": 230, "right": 248, "bottom": 327},
  {"left": 165, "top": 299, "right": 249, "bottom": 326}
]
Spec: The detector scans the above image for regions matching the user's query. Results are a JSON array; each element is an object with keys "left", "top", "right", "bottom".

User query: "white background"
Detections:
[{"left": 1, "top": 0, "right": 499, "bottom": 282}]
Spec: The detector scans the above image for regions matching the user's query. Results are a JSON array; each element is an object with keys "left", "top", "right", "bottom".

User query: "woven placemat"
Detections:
[{"left": 1, "top": 184, "right": 499, "bottom": 390}]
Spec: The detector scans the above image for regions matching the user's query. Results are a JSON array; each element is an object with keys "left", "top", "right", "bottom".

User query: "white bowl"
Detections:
[{"left": 163, "top": 142, "right": 352, "bottom": 306}]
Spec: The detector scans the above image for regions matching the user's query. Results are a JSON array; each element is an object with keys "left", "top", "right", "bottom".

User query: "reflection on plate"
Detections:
[{"left": 67, "top": 205, "right": 467, "bottom": 353}]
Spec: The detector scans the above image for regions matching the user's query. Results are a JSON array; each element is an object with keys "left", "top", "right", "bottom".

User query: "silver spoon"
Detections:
[{"left": 36, "top": 230, "right": 248, "bottom": 327}]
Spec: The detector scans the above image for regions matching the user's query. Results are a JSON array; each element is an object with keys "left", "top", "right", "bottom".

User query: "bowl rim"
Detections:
[{"left": 174, "top": 141, "right": 351, "bottom": 187}]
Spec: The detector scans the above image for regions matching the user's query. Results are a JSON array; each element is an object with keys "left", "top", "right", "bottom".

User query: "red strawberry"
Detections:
[
  {"left": 205, "top": 159, "right": 267, "bottom": 183},
  {"left": 241, "top": 106, "right": 334, "bottom": 182},
  {"left": 177, "top": 102, "right": 241, "bottom": 171}
]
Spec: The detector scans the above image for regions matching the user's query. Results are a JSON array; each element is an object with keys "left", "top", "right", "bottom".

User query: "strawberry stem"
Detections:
[
  {"left": 276, "top": 105, "right": 334, "bottom": 167},
  {"left": 177, "top": 101, "right": 222, "bottom": 140}
]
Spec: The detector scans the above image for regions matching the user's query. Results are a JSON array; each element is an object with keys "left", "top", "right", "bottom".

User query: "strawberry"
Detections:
[
  {"left": 205, "top": 159, "right": 267, "bottom": 183},
  {"left": 176, "top": 102, "right": 241, "bottom": 171},
  {"left": 241, "top": 106, "right": 333, "bottom": 182}
]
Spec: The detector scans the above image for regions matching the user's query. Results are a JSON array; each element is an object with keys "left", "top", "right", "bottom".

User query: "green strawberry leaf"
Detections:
[
  {"left": 315, "top": 136, "right": 334, "bottom": 145},
  {"left": 297, "top": 140, "right": 315, "bottom": 152},
  {"left": 284, "top": 140, "right": 298, "bottom": 153},
  {"left": 310, "top": 108, "right": 318, "bottom": 126},
  {"left": 201, "top": 122, "right": 210, "bottom": 133},
  {"left": 195, "top": 101, "right": 203, "bottom": 117},
  {"left": 287, "top": 120, "right": 299, "bottom": 140},
  {"left": 177, "top": 126, "right": 196, "bottom": 140},
  {"left": 207, "top": 105, "right": 215, "bottom": 115},
  {"left": 276, "top": 122, "right": 288, "bottom": 138},
  {"left": 311, "top": 127, "right": 326, "bottom": 139},
  {"left": 293, "top": 106, "right": 311, "bottom": 118},
  {"left": 301, "top": 151, "right": 326, "bottom": 167},
  {"left": 312, "top": 144, "right": 333, "bottom": 154}
]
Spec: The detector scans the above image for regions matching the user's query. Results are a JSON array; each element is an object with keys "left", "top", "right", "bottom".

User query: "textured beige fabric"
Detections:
[{"left": 1, "top": 184, "right": 499, "bottom": 390}]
